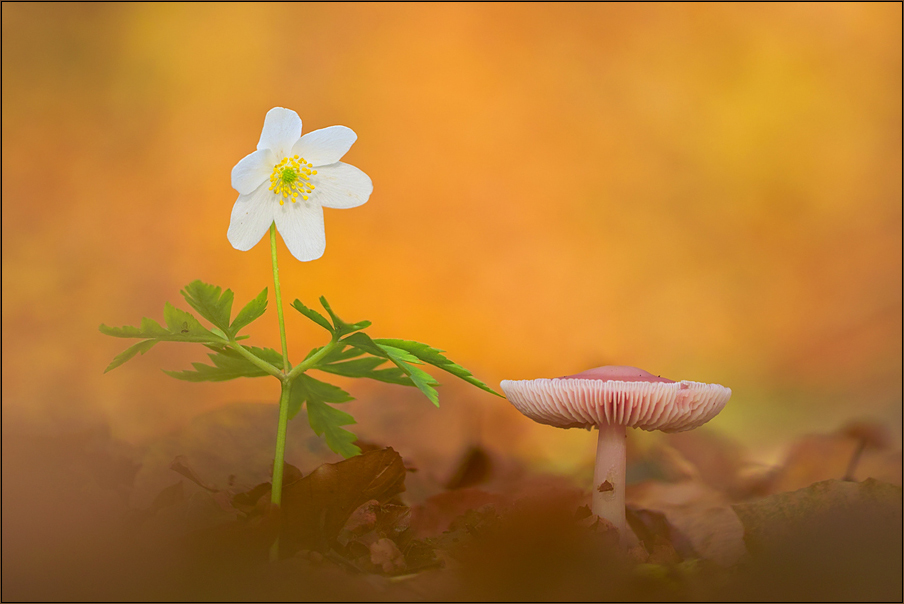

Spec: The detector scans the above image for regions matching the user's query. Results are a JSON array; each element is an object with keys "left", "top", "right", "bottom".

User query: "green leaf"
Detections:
[
  {"left": 163, "top": 346, "right": 283, "bottom": 382},
  {"left": 163, "top": 303, "right": 216, "bottom": 339},
  {"left": 180, "top": 280, "right": 234, "bottom": 333},
  {"left": 291, "top": 299, "right": 334, "bottom": 334},
  {"left": 317, "top": 357, "right": 415, "bottom": 386},
  {"left": 287, "top": 373, "right": 354, "bottom": 419},
  {"left": 367, "top": 367, "right": 416, "bottom": 385},
  {"left": 101, "top": 307, "right": 221, "bottom": 356},
  {"left": 306, "top": 400, "right": 360, "bottom": 458},
  {"left": 318, "top": 296, "right": 371, "bottom": 337},
  {"left": 373, "top": 338, "right": 502, "bottom": 396},
  {"left": 381, "top": 345, "right": 440, "bottom": 406},
  {"left": 99, "top": 317, "right": 168, "bottom": 339},
  {"left": 230, "top": 287, "right": 268, "bottom": 336},
  {"left": 287, "top": 374, "right": 359, "bottom": 457},
  {"left": 100, "top": 290, "right": 253, "bottom": 372},
  {"left": 320, "top": 344, "right": 366, "bottom": 364},
  {"left": 103, "top": 339, "right": 158, "bottom": 373},
  {"left": 318, "top": 356, "right": 384, "bottom": 374},
  {"left": 343, "top": 333, "right": 439, "bottom": 406},
  {"left": 341, "top": 332, "right": 386, "bottom": 357}
]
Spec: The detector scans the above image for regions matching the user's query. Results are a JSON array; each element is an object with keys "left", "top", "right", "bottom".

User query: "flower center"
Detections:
[{"left": 269, "top": 155, "right": 317, "bottom": 205}]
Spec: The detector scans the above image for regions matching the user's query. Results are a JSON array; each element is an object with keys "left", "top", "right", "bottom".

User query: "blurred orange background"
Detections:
[{"left": 3, "top": 3, "right": 901, "bottom": 471}]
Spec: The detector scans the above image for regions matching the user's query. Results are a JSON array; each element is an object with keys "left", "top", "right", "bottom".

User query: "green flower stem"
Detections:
[
  {"left": 269, "top": 378, "right": 291, "bottom": 562},
  {"left": 270, "top": 224, "right": 290, "bottom": 374},
  {"left": 227, "top": 340, "right": 285, "bottom": 379},
  {"left": 268, "top": 222, "right": 291, "bottom": 562}
]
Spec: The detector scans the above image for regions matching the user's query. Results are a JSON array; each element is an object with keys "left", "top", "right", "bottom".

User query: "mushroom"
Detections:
[{"left": 500, "top": 365, "right": 731, "bottom": 544}]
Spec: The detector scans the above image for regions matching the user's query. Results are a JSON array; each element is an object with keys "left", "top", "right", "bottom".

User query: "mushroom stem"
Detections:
[{"left": 592, "top": 423, "right": 627, "bottom": 544}]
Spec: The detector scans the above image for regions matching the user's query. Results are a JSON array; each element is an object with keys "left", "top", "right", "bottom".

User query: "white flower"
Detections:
[{"left": 228, "top": 107, "right": 373, "bottom": 262}]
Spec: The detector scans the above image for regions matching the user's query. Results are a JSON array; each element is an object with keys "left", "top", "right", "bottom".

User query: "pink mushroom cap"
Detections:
[{"left": 501, "top": 365, "right": 731, "bottom": 433}]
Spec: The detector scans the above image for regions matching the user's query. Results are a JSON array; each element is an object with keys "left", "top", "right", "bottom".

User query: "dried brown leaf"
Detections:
[
  {"left": 666, "top": 429, "right": 744, "bottom": 493},
  {"left": 732, "top": 478, "right": 903, "bottom": 554},
  {"left": 626, "top": 480, "right": 746, "bottom": 566},
  {"left": 725, "top": 479, "right": 903, "bottom": 601},
  {"left": 280, "top": 447, "right": 407, "bottom": 555},
  {"left": 169, "top": 455, "right": 218, "bottom": 492}
]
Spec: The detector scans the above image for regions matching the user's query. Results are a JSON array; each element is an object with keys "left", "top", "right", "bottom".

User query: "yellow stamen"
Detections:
[{"left": 268, "top": 155, "right": 316, "bottom": 206}]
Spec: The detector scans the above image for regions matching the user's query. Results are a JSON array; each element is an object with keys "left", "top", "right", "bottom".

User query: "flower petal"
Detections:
[
  {"left": 231, "top": 148, "right": 275, "bottom": 195},
  {"left": 310, "top": 162, "right": 373, "bottom": 209},
  {"left": 257, "top": 107, "right": 302, "bottom": 157},
  {"left": 290, "top": 126, "right": 357, "bottom": 167},
  {"left": 273, "top": 200, "right": 326, "bottom": 262},
  {"left": 227, "top": 185, "right": 276, "bottom": 251}
]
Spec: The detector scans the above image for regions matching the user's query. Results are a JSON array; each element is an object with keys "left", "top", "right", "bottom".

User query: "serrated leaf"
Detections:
[
  {"left": 341, "top": 332, "right": 387, "bottom": 357},
  {"left": 230, "top": 287, "right": 268, "bottom": 336},
  {"left": 287, "top": 373, "right": 354, "bottom": 419},
  {"left": 305, "top": 400, "right": 360, "bottom": 458},
  {"left": 315, "top": 356, "right": 414, "bottom": 386},
  {"left": 342, "top": 334, "right": 439, "bottom": 406},
  {"left": 103, "top": 339, "right": 158, "bottom": 373},
  {"left": 180, "top": 280, "right": 234, "bottom": 333},
  {"left": 99, "top": 317, "right": 168, "bottom": 339},
  {"left": 163, "top": 346, "right": 283, "bottom": 382},
  {"left": 317, "top": 356, "right": 384, "bottom": 375},
  {"left": 101, "top": 312, "right": 219, "bottom": 346},
  {"left": 139, "top": 317, "right": 170, "bottom": 337},
  {"left": 292, "top": 299, "right": 334, "bottom": 334},
  {"left": 374, "top": 338, "right": 502, "bottom": 396},
  {"left": 243, "top": 345, "right": 284, "bottom": 368},
  {"left": 318, "top": 296, "right": 371, "bottom": 337},
  {"left": 367, "top": 367, "right": 416, "bottom": 386},
  {"left": 287, "top": 374, "right": 359, "bottom": 458},
  {"left": 163, "top": 303, "right": 215, "bottom": 338},
  {"left": 378, "top": 344, "right": 424, "bottom": 365},
  {"left": 387, "top": 354, "right": 440, "bottom": 407}
]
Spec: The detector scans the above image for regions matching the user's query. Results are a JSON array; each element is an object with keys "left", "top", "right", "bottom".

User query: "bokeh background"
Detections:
[{"left": 3, "top": 3, "right": 901, "bottom": 480}]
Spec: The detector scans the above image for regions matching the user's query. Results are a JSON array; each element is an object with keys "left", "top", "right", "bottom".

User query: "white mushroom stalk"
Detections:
[{"left": 501, "top": 365, "right": 731, "bottom": 545}]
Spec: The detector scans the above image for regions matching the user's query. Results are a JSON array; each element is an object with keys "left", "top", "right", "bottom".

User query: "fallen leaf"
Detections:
[
  {"left": 666, "top": 428, "right": 744, "bottom": 493},
  {"left": 280, "top": 447, "right": 407, "bottom": 555},
  {"left": 343, "top": 499, "right": 381, "bottom": 536},
  {"left": 231, "top": 482, "right": 271, "bottom": 516},
  {"left": 170, "top": 455, "right": 218, "bottom": 492},
  {"left": 725, "top": 478, "right": 903, "bottom": 601},
  {"left": 625, "top": 505, "right": 695, "bottom": 560},
  {"left": 732, "top": 478, "right": 903, "bottom": 554},
  {"left": 626, "top": 480, "right": 746, "bottom": 566}
]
